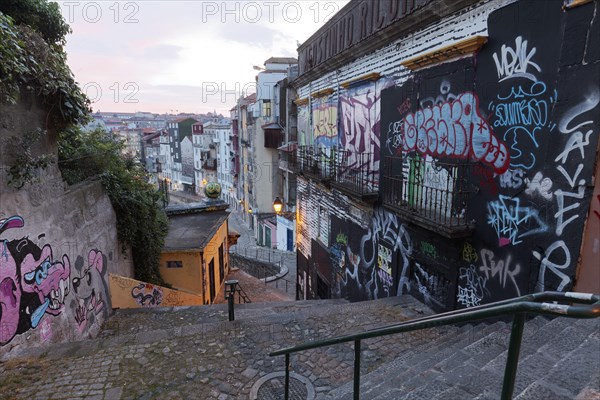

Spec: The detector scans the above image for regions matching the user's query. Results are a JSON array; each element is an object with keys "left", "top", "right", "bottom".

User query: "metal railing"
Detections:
[
  {"left": 292, "top": 146, "right": 379, "bottom": 197},
  {"left": 236, "top": 283, "right": 252, "bottom": 304},
  {"left": 382, "top": 155, "right": 472, "bottom": 234},
  {"left": 270, "top": 291, "right": 600, "bottom": 400}
]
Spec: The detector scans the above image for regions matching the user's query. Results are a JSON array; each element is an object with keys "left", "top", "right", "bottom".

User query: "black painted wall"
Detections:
[{"left": 298, "top": 0, "right": 600, "bottom": 311}]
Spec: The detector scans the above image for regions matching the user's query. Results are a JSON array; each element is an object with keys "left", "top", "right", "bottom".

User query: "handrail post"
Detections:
[
  {"left": 285, "top": 353, "right": 290, "bottom": 400},
  {"left": 501, "top": 312, "right": 526, "bottom": 400},
  {"left": 354, "top": 339, "right": 361, "bottom": 400}
]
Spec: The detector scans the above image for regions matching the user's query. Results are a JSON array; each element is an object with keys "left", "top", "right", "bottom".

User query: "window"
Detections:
[
  {"left": 166, "top": 261, "right": 183, "bottom": 268},
  {"left": 262, "top": 100, "right": 271, "bottom": 117}
]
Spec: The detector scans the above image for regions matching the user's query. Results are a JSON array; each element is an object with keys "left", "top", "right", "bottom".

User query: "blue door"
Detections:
[{"left": 287, "top": 229, "right": 293, "bottom": 252}]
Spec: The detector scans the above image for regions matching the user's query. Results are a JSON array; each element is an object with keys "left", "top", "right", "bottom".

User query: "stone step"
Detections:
[
  {"left": 326, "top": 312, "right": 600, "bottom": 400},
  {"left": 324, "top": 324, "right": 481, "bottom": 399}
]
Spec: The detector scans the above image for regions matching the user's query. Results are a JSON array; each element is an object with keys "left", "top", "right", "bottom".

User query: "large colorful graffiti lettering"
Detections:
[
  {"left": 339, "top": 83, "right": 383, "bottom": 174},
  {"left": 312, "top": 97, "right": 338, "bottom": 147},
  {"left": 387, "top": 92, "right": 510, "bottom": 173},
  {"left": 1, "top": 214, "right": 108, "bottom": 346}
]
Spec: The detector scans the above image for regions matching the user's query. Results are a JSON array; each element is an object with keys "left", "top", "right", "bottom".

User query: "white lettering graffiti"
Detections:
[
  {"left": 493, "top": 36, "right": 541, "bottom": 82},
  {"left": 524, "top": 171, "right": 553, "bottom": 200},
  {"left": 533, "top": 241, "right": 571, "bottom": 292},
  {"left": 457, "top": 264, "right": 489, "bottom": 307},
  {"left": 536, "top": 86, "right": 599, "bottom": 292}
]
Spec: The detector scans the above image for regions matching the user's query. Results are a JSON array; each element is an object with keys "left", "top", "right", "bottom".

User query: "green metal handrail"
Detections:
[{"left": 269, "top": 291, "right": 600, "bottom": 400}]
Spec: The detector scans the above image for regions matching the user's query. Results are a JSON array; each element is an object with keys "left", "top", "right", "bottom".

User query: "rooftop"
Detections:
[{"left": 163, "top": 202, "right": 230, "bottom": 251}]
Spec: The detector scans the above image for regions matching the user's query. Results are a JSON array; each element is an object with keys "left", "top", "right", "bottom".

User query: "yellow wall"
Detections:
[
  {"left": 158, "top": 218, "right": 230, "bottom": 304},
  {"left": 109, "top": 274, "right": 203, "bottom": 309},
  {"left": 159, "top": 251, "right": 203, "bottom": 296},
  {"left": 202, "top": 220, "right": 230, "bottom": 304}
]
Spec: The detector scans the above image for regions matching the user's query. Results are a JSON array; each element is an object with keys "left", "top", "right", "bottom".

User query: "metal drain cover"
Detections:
[{"left": 249, "top": 371, "right": 315, "bottom": 400}]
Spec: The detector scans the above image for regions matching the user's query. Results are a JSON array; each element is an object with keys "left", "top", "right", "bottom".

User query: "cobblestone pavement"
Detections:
[
  {"left": 0, "top": 296, "right": 438, "bottom": 400},
  {"left": 228, "top": 210, "right": 296, "bottom": 301}
]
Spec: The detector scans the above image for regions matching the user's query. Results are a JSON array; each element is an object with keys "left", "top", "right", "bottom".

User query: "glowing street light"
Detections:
[{"left": 273, "top": 197, "right": 283, "bottom": 214}]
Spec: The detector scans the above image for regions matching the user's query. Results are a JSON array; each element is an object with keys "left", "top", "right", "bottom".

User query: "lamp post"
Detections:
[{"left": 273, "top": 197, "right": 283, "bottom": 214}]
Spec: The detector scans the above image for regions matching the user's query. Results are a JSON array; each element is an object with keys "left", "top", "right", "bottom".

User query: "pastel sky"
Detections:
[{"left": 58, "top": 1, "right": 349, "bottom": 115}]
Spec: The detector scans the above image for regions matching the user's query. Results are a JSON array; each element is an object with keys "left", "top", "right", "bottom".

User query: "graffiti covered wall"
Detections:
[
  {"left": 312, "top": 96, "right": 338, "bottom": 147},
  {"left": 378, "top": 0, "right": 599, "bottom": 309},
  {"left": 0, "top": 101, "right": 133, "bottom": 357},
  {"left": 109, "top": 274, "right": 203, "bottom": 309},
  {"left": 296, "top": 0, "right": 599, "bottom": 310}
]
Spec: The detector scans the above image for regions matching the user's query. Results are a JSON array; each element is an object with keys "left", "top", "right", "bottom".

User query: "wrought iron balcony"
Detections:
[
  {"left": 292, "top": 146, "right": 378, "bottom": 200},
  {"left": 382, "top": 156, "right": 473, "bottom": 237}
]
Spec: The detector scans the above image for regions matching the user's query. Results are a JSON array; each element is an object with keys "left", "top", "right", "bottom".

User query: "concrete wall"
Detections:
[
  {"left": 296, "top": 0, "right": 600, "bottom": 310},
  {"left": 0, "top": 98, "right": 134, "bottom": 358},
  {"left": 109, "top": 274, "right": 203, "bottom": 309}
]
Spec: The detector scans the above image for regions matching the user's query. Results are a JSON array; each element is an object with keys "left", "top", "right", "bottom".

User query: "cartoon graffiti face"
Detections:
[
  {"left": 72, "top": 250, "right": 105, "bottom": 327},
  {"left": 20, "top": 244, "right": 71, "bottom": 328}
]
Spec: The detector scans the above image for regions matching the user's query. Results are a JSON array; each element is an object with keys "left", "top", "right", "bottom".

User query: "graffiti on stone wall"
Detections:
[
  {"left": 312, "top": 97, "right": 337, "bottom": 147},
  {"left": 1, "top": 215, "right": 71, "bottom": 345},
  {"left": 361, "top": 208, "right": 413, "bottom": 298},
  {"left": 0, "top": 214, "right": 108, "bottom": 346},
  {"left": 132, "top": 283, "right": 163, "bottom": 307},
  {"left": 71, "top": 250, "right": 107, "bottom": 332}
]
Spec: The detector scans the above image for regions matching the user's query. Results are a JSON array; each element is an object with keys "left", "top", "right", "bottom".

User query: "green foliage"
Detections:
[
  {"left": 59, "top": 128, "right": 169, "bottom": 285},
  {"left": 7, "top": 128, "right": 55, "bottom": 189},
  {"left": 0, "top": 5, "right": 90, "bottom": 126},
  {"left": 0, "top": 0, "right": 70, "bottom": 45}
]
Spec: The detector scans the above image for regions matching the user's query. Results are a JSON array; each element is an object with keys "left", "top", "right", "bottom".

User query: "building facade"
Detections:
[{"left": 293, "top": 0, "right": 600, "bottom": 309}]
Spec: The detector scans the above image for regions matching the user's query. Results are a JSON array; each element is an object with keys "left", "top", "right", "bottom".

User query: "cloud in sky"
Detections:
[{"left": 58, "top": 1, "right": 349, "bottom": 115}]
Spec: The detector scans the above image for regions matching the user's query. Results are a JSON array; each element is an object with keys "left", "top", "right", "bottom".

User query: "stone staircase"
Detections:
[
  {"left": 0, "top": 296, "right": 598, "bottom": 400},
  {"left": 324, "top": 314, "right": 600, "bottom": 400}
]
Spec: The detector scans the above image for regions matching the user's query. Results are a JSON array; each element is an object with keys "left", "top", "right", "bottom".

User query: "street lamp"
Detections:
[{"left": 273, "top": 197, "right": 283, "bottom": 214}]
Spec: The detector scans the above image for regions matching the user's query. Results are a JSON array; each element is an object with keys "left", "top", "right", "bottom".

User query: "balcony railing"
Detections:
[
  {"left": 382, "top": 155, "right": 472, "bottom": 236},
  {"left": 291, "top": 146, "right": 378, "bottom": 200}
]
